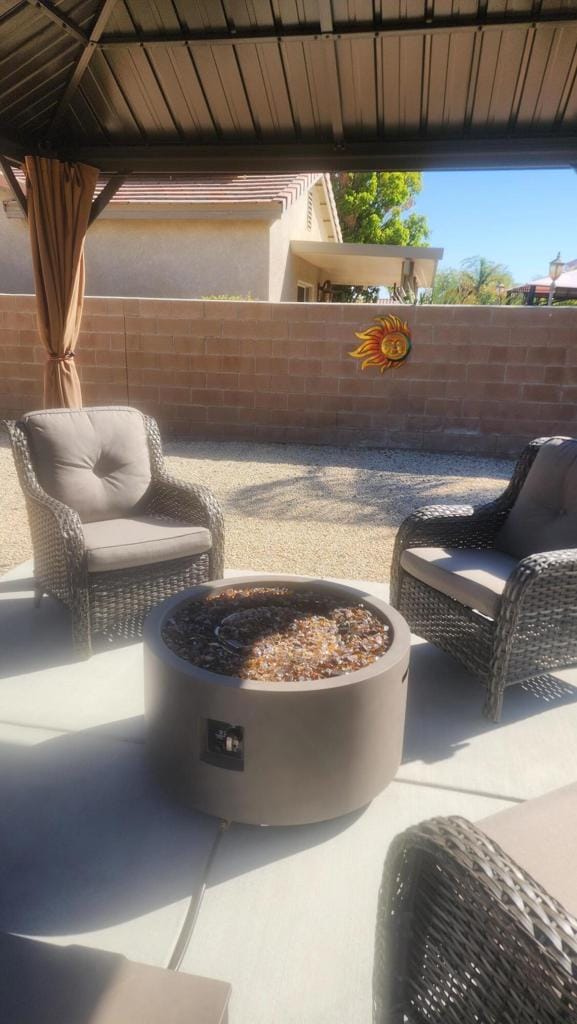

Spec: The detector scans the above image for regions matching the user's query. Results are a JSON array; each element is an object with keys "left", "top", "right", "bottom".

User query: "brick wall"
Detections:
[{"left": 1, "top": 293, "right": 576, "bottom": 455}]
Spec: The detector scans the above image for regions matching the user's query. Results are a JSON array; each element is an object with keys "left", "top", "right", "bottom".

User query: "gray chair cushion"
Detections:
[
  {"left": 479, "top": 782, "right": 577, "bottom": 919},
  {"left": 83, "top": 517, "right": 212, "bottom": 573},
  {"left": 496, "top": 437, "right": 577, "bottom": 560},
  {"left": 0, "top": 931, "right": 231, "bottom": 1024},
  {"left": 401, "top": 546, "right": 517, "bottom": 618},
  {"left": 22, "top": 407, "right": 152, "bottom": 524}
]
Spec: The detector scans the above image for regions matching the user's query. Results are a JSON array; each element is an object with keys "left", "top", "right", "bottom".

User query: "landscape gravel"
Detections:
[{"left": 0, "top": 436, "right": 514, "bottom": 581}]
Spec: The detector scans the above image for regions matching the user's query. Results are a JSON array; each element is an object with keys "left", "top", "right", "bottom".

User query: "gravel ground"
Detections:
[{"left": 0, "top": 437, "right": 513, "bottom": 581}]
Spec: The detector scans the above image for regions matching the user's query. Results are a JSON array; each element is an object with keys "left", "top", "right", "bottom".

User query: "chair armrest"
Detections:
[
  {"left": 497, "top": 549, "right": 577, "bottom": 629},
  {"left": 390, "top": 437, "right": 549, "bottom": 607},
  {"left": 506, "top": 548, "right": 577, "bottom": 594},
  {"left": 374, "top": 815, "right": 577, "bottom": 1024},
  {"left": 2, "top": 419, "right": 86, "bottom": 580},
  {"left": 143, "top": 475, "right": 225, "bottom": 579},
  {"left": 390, "top": 501, "right": 503, "bottom": 604}
]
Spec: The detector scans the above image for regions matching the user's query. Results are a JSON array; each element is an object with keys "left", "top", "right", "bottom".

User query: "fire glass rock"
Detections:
[{"left": 162, "top": 586, "right": 391, "bottom": 681}]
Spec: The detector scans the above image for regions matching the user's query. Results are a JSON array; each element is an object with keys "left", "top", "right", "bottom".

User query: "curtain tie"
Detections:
[{"left": 48, "top": 351, "right": 75, "bottom": 362}]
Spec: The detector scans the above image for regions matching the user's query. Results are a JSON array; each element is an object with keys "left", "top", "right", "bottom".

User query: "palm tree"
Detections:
[{"left": 458, "top": 256, "right": 512, "bottom": 304}]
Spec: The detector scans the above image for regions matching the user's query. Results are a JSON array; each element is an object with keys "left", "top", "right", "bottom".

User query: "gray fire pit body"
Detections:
[{"left": 144, "top": 576, "right": 410, "bottom": 826}]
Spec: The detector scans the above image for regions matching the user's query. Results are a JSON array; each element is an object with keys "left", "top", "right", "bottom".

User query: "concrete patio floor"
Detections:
[{"left": 2, "top": 562, "right": 577, "bottom": 1023}]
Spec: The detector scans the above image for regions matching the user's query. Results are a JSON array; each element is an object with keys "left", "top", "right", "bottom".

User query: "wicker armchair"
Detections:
[
  {"left": 3, "top": 407, "right": 224, "bottom": 657},
  {"left": 374, "top": 786, "right": 577, "bottom": 1024},
  {"left": 391, "top": 436, "right": 577, "bottom": 721}
]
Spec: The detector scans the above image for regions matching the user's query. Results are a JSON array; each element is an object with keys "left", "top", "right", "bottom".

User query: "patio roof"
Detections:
[
  {"left": 509, "top": 256, "right": 577, "bottom": 298},
  {"left": 1, "top": 1, "right": 577, "bottom": 173},
  {"left": 291, "top": 240, "right": 443, "bottom": 289}
]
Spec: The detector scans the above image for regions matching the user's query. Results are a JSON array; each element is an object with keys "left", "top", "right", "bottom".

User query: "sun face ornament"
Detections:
[{"left": 349, "top": 315, "right": 411, "bottom": 373}]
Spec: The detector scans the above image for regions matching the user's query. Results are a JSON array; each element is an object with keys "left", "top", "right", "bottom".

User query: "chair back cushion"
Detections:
[
  {"left": 496, "top": 437, "right": 577, "bottom": 559},
  {"left": 22, "top": 407, "right": 152, "bottom": 523}
]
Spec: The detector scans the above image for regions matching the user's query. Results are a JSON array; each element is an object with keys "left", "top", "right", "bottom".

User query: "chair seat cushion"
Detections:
[
  {"left": 0, "top": 932, "right": 231, "bottom": 1024},
  {"left": 401, "top": 546, "right": 518, "bottom": 618},
  {"left": 479, "top": 782, "right": 577, "bottom": 919},
  {"left": 83, "top": 517, "right": 212, "bottom": 573}
]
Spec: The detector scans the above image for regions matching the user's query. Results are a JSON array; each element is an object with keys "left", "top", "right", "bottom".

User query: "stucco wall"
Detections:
[
  {"left": 1, "top": 294, "right": 576, "bottom": 457},
  {"left": 85, "top": 218, "right": 270, "bottom": 300},
  {"left": 0, "top": 216, "right": 33, "bottom": 294},
  {"left": 0, "top": 208, "right": 272, "bottom": 300},
  {"left": 268, "top": 183, "right": 334, "bottom": 301}
]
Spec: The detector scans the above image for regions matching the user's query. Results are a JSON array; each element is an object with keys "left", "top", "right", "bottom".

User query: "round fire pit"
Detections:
[{"left": 144, "top": 576, "right": 410, "bottom": 826}]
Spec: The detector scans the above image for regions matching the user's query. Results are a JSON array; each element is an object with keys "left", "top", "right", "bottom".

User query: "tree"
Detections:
[
  {"left": 330, "top": 172, "right": 430, "bottom": 301},
  {"left": 432, "top": 257, "right": 516, "bottom": 305}
]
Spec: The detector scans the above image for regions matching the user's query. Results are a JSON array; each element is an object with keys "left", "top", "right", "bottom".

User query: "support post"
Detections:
[{"left": 0, "top": 156, "right": 27, "bottom": 218}]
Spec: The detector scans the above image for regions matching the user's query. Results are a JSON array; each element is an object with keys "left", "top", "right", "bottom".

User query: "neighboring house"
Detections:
[
  {"left": 509, "top": 258, "right": 577, "bottom": 304},
  {"left": 0, "top": 172, "right": 442, "bottom": 301}
]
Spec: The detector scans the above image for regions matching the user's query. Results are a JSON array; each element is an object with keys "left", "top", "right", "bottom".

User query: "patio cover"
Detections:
[
  {"left": 509, "top": 258, "right": 577, "bottom": 302},
  {"left": 1, "top": 2, "right": 577, "bottom": 174},
  {"left": 291, "top": 241, "right": 443, "bottom": 290},
  {"left": 1, "top": 1, "right": 576, "bottom": 406}
]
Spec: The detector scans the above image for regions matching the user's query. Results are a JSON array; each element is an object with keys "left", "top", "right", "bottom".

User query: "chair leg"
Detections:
[
  {"left": 71, "top": 593, "right": 92, "bottom": 659},
  {"left": 33, "top": 586, "right": 43, "bottom": 608},
  {"left": 483, "top": 682, "right": 504, "bottom": 723}
]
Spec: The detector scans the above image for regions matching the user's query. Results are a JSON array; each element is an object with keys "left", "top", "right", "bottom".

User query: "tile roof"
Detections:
[
  {"left": 104, "top": 173, "right": 323, "bottom": 209},
  {"left": 0, "top": 169, "right": 342, "bottom": 239},
  {"left": 1, "top": 171, "right": 323, "bottom": 209}
]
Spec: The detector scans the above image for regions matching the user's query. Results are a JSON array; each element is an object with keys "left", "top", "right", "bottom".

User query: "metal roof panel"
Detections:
[{"left": 1, "top": 1, "right": 576, "bottom": 170}]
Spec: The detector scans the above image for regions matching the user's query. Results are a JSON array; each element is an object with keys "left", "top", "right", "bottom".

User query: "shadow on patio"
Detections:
[{"left": 0, "top": 718, "right": 364, "bottom": 938}]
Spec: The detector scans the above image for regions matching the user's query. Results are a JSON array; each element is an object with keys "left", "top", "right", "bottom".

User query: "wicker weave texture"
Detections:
[
  {"left": 374, "top": 815, "right": 577, "bottom": 1024},
  {"left": 391, "top": 438, "right": 577, "bottom": 721},
  {"left": 2, "top": 409, "right": 225, "bottom": 656}
]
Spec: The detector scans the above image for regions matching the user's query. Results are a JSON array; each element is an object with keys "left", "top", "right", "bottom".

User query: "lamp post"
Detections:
[
  {"left": 548, "top": 252, "right": 564, "bottom": 306},
  {"left": 495, "top": 283, "right": 506, "bottom": 304}
]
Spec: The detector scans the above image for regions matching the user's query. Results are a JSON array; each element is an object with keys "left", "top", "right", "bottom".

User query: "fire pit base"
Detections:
[{"left": 144, "top": 576, "right": 410, "bottom": 826}]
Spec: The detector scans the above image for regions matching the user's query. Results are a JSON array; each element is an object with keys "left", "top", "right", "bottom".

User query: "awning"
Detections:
[{"left": 291, "top": 241, "right": 443, "bottom": 289}]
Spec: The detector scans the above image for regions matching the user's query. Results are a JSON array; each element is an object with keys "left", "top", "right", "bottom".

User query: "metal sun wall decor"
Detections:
[{"left": 349, "top": 315, "right": 412, "bottom": 373}]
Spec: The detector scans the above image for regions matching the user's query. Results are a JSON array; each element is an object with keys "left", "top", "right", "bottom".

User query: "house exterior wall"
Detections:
[
  {"left": 0, "top": 209, "right": 271, "bottom": 300},
  {"left": 84, "top": 218, "right": 270, "bottom": 300},
  {"left": 0, "top": 215, "right": 33, "bottom": 293},
  {"left": 1, "top": 294, "right": 575, "bottom": 457},
  {"left": 268, "top": 183, "right": 335, "bottom": 302}
]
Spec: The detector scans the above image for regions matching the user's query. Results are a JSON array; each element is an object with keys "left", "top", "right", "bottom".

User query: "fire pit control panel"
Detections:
[{"left": 202, "top": 719, "right": 245, "bottom": 771}]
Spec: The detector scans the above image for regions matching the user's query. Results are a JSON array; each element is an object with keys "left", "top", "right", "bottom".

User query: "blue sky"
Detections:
[{"left": 416, "top": 169, "right": 577, "bottom": 284}]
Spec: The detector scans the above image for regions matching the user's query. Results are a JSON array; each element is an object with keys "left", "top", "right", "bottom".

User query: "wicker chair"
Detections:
[
  {"left": 2, "top": 406, "right": 224, "bottom": 657},
  {"left": 391, "top": 436, "right": 577, "bottom": 721},
  {"left": 374, "top": 785, "right": 577, "bottom": 1024}
]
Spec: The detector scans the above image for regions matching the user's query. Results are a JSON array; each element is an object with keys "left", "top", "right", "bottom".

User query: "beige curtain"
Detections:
[{"left": 25, "top": 156, "right": 99, "bottom": 409}]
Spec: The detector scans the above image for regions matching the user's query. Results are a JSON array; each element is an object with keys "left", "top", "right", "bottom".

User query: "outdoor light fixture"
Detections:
[
  {"left": 495, "top": 283, "right": 506, "bottom": 304},
  {"left": 548, "top": 252, "right": 564, "bottom": 306}
]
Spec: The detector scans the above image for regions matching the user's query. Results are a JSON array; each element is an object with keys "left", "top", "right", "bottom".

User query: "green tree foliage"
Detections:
[
  {"left": 332, "top": 172, "right": 430, "bottom": 246},
  {"left": 432, "top": 257, "right": 517, "bottom": 305},
  {"left": 330, "top": 172, "right": 430, "bottom": 301}
]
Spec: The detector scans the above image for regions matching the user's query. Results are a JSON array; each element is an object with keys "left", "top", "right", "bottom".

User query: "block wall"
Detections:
[{"left": 1, "top": 294, "right": 576, "bottom": 455}]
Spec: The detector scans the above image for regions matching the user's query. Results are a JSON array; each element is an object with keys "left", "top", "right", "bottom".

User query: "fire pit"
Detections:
[{"left": 144, "top": 576, "right": 410, "bottom": 826}]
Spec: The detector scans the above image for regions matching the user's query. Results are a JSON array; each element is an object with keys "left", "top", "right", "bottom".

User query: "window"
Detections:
[{"left": 297, "top": 282, "right": 314, "bottom": 302}]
